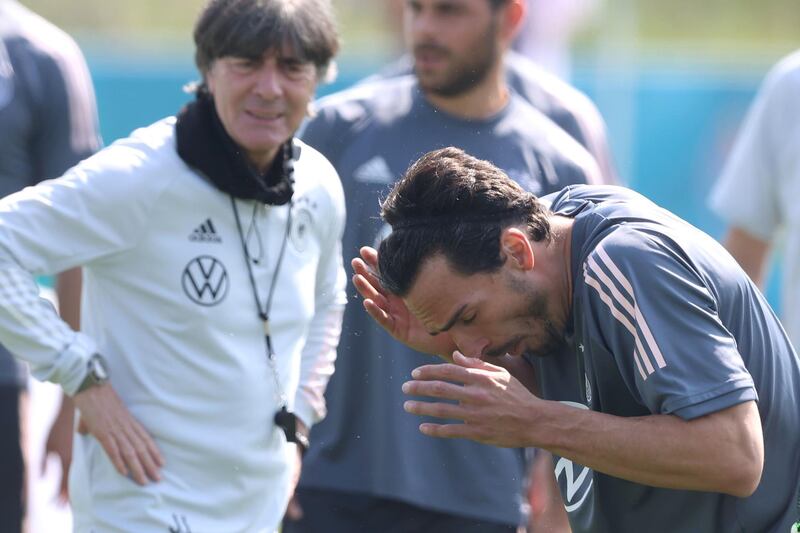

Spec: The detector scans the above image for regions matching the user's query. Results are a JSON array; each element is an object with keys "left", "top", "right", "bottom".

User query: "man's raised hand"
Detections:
[{"left": 352, "top": 246, "right": 457, "bottom": 359}]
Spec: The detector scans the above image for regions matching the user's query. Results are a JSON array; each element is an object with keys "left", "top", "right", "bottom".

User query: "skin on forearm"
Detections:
[
  {"left": 723, "top": 228, "right": 770, "bottom": 288},
  {"left": 56, "top": 267, "right": 82, "bottom": 331},
  {"left": 536, "top": 399, "right": 764, "bottom": 497}
]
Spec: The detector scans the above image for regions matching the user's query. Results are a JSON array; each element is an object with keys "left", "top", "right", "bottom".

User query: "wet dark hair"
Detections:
[
  {"left": 194, "top": 0, "right": 339, "bottom": 81},
  {"left": 378, "top": 147, "right": 552, "bottom": 297}
]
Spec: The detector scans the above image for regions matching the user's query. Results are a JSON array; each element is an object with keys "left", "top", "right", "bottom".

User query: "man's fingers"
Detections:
[
  {"left": 73, "top": 384, "right": 162, "bottom": 485},
  {"left": 351, "top": 257, "right": 369, "bottom": 276},
  {"left": 418, "top": 422, "right": 477, "bottom": 440},
  {"left": 453, "top": 350, "right": 504, "bottom": 372},
  {"left": 453, "top": 351, "right": 485, "bottom": 367},
  {"left": 121, "top": 420, "right": 163, "bottom": 482},
  {"left": 351, "top": 259, "right": 389, "bottom": 306},
  {"left": 352, "top": 273, "right": 386, "bottom": 305},
  {"left": 411, "top": 362, "right": 474, "bottom": 383},
  {"left": 116, "top": 420, "right": 162, "bottom": 485},
  {"left": 404, "top": 399, "right": 465, "bottom": 420},
  {"left": 363, "top": 299, "right": 393, "bottom": 330},
  {"left": 130, "top": 418, "right": 165, "bottom": 468},
  {"left": 147, "top": 435, "right": 165, "bottom": 469},
  {"left": 359, "top": 246, "right": 379, "bottom": 269},
  {"left": 351, "top": 256, "right": 380, "bottom": 284},
  {"left": 116, "top": 435, "right": 148, "bottom": 485},
  {"left": 132, "top": 428, "right": 163, "bottom": 480},
  {"left": 402, "top": 379, "right": 469, "bottom": 402},
  {"left": 98, "top": 433, "right": 127, "bottom": 478},
  {"left": 352, "top": 256, "right": 381, "bottom": 284}
]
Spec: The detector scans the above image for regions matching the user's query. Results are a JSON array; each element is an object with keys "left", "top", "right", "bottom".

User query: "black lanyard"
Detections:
[
  {"left": 231, "top": 196, "right": 292, "bottom": 407},
  {"left": 231, "top": 196, "right": 308, "bottom": 450}
]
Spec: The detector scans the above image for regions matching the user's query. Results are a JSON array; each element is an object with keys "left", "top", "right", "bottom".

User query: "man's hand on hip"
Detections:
[{"left": 72, "top": 383, "right": 164, "bottom": 485}]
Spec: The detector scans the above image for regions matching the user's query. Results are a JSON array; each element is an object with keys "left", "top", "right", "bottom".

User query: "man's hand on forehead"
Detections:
[{"left": 352, "top": 246, "right": 458, "bottom": 359}]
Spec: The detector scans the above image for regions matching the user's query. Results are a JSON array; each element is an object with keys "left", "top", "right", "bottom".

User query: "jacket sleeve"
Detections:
[
  {"left": 292, "top": 152, "right": 348, "bottom": 427},
  {"left": 0, "top": 138, "right": 168, "bottom": 394}
]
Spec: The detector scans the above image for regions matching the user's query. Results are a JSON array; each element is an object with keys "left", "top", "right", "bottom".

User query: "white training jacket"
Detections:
[{"left": 0, "top": 118, "right": 347, "bottom": 532}]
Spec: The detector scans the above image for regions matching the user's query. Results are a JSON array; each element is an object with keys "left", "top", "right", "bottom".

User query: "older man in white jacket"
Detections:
[{"left": 0, "top": 0, "right": 346, "bottom": 531}]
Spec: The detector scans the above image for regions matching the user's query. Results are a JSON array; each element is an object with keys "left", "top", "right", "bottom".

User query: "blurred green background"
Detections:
[{"left": 22, "top": 0, "right": 800, "bottom": 60}]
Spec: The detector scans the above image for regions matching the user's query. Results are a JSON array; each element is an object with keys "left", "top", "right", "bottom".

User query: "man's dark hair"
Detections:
[
  {"left": 194, "top": 0, "right": 339, "bottom": 81},
  {"left": 378, "top": 147, "right": 552, "bottom": 297}
]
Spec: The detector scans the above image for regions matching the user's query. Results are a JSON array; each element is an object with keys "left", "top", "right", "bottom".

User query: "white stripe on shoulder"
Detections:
[
  {"left": 586, "top": 255, "right": 634, "bottom": 317},
  {"left": 594, "top": 245, "right": 668, "bottom": 370},
  {"left": 583, "top": 265, "right": 650, "bottom": 379}
]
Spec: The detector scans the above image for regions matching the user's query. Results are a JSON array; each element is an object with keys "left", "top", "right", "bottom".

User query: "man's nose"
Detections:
[
  {"left": 254, "top": 62, "right": 282, "bottom": 98},
  {"left": 452, "top": 333, "right": 490, "bottom": 358}
]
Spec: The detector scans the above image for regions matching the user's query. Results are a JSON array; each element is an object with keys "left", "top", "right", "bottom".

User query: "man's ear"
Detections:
[
  {"left": 498, "top": 0, "right": 525, "bottom": 45},
  {"left": 500, "top": 227, "right": 534, "bottom": 271}
]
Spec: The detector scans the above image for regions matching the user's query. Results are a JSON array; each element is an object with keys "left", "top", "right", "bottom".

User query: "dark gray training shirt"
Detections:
[
  {"left": 0, "top": 1, "right": 101, "bottom": 385},
  {"left": 531, "top": 184, "right": 800, "bottom": 532},
  {"left": 371, "top": 50, "right": 617, "bottom": 183},
  {"left": 298, "top": 75, "right": 602, "bottom": 526}
]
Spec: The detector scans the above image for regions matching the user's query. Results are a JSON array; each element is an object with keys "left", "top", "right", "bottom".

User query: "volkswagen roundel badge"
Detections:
[{"left": 182, "top": 255, "right": 229, "bottom": 306}]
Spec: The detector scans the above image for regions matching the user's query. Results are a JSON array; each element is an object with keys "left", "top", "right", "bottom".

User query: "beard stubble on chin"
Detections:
[
  {"left": 525, "top": 318, "right": 568, "bottom": 359},
  {"left": 512, "top": 276, "right": 568, "bottom": 359},
  {"left": 415, "top": 60, "right": 492, "bottom": 97}
]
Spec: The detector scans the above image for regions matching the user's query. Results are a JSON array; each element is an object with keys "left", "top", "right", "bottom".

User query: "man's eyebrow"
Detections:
[{"left": 428, "top": 304, "right": 467, "bottom": 336}]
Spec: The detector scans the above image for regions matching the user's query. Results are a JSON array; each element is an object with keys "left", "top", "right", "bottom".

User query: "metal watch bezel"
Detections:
[{"left": 76, "top": 353, "right": 110, "bottom": 393}]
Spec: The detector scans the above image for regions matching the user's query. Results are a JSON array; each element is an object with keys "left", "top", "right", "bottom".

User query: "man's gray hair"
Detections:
[{"left": 194, "top": 0, "right": 339, "bottom": 82}]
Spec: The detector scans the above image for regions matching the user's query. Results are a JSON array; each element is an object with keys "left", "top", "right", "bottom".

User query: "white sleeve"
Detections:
[
  {"left": 709, "top": 59, "right": 792, "bottom": 240},
  {"left": 0, "top": 140, "right": 168, "bottom": 394},
  {"left": 292, "top": 164, "right": 347, "bottom": 427}
]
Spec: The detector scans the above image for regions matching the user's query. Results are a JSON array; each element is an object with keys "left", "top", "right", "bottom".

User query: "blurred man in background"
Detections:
[
  {"left": 710, "top": 49, "right": 800, "bottom": 347},
  {"left": 285, "top": 1, "right": 613, "bottom": 532},
  {"left": 0, "top": 1, "right": 101, "bottom": 530},
  {"left": 0, "top": 0, "right": 346, "bottom": 531},
  {"left": 380, "top": 0, "right": 616, "bottom": 184}
]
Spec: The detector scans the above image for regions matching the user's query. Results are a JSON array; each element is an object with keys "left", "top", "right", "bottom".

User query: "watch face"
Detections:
[{"left": 89, "top": 355, "right": 109, "bottom": 381}]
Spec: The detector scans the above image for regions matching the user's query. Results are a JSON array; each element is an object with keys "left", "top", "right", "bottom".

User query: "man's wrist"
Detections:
[
  {"left": 292, "top": 430, "right": 310, "bottom": 455},
  {"left": 290, "top": 418, "right": 310, "bottom": 454},
  {"left": 74, "top": 353, "right": 110, "bottom": 395},
  {"left": 275, "top": 407, "right": 310, "bottom": 455}
]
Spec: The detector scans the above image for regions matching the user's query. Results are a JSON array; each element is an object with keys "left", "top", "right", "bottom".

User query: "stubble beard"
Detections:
[
  {"left": 492, "top": 272, "right": 567, "bottom": 359},
  {"left": 519, "top": 282, "right": 568, "bottom": 359}
]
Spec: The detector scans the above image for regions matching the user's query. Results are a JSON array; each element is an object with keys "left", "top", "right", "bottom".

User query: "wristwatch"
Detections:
[
  {"left": 75, "top": 353, "right": 110, "bottom": 394},
  {"left": 274, "top": 406, "right": 310, "bottom": 455}
]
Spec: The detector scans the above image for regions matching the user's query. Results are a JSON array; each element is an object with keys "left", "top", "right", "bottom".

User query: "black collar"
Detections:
[{"left": 175, "top": 91, "right": 296, "bottom": 205}]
